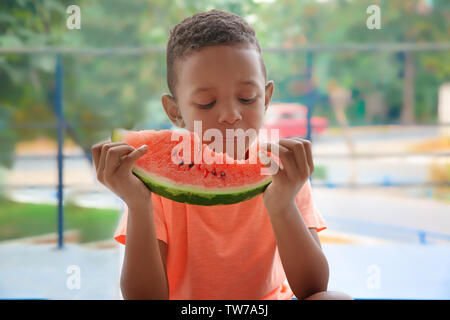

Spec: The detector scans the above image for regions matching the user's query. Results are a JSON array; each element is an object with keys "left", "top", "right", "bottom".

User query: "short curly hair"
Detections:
[{"left": 166, "top": 9, "right": 266, "bottom": 98}]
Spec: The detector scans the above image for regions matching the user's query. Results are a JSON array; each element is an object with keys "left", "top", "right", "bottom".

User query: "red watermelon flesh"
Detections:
[{"left": 112, "top": 129, "right": 274, "bottom": 206}]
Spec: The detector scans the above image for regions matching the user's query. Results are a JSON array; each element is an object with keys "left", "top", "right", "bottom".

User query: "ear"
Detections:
[
  {"left": 161, "top": 94, "right": 185, "bottom": 128},
  {"left": 264, "top": 80, "right": 274, "bottom": 112}
]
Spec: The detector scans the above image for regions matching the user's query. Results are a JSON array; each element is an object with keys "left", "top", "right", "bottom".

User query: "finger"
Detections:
[
  {"left": 262, "top": 141, "right": 298, "bottom": 176},
  {"left": 104, "top": 145, "right": 136, "bottom": 179},
  {"left": 278, "top": 139, "right": 304, "bottom": 171},
  {"left": 258, "top": 149, "right": 281, "bottom": 177},
  {"left": 97, "top": 142, "right": 128, "bottom": 181},
  {"left": 119, "top": 144, "right": 149, "bottom": 172},
  {"left": 91, "top": 140, "right": 109, "bottom": 170},
  {"left": 279, "top": 139, "right": 309, "bottom": 175},
  {"left": 260, "top": 141, "right": 290, "bottom": 158},
  {"left": 291, "top": 138, "right": 314, "bottom": 174}
]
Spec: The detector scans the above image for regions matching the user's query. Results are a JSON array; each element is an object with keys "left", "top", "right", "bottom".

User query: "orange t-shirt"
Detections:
[{"left": 114, "top": 179, "right": 326, "bottom": 300}]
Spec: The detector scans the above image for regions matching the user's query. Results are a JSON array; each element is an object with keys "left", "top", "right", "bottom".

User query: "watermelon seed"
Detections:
[
  {"left": 212, "top": 169, "right": 217, "bottom": 176},
  {"left": 189, "top": 162, "right": 194, "bottom": 168},
  {"left": 220, "top": 172, "right": 226, "bottom": 178},
  {"left": 179, "top": 160, "right": 184, "bottom": 166}
]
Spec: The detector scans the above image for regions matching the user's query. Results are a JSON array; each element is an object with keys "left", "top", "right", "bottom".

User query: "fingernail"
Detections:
[{"left": 139, "top": 144, "right": 148, "bottom": 150}]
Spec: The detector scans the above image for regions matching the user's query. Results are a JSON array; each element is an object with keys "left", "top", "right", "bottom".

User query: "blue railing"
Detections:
[{"left": 323, "top": 215, "right": 450, "bottom": 245}]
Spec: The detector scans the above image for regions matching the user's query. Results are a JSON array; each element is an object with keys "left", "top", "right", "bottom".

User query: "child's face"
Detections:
[{"left": 162, "top": 45, "right": 274, "bottom": 159}]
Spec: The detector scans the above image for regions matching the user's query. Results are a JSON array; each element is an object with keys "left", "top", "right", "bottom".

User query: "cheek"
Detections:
[
  {"left": 243, "top": 104, "right": 265, "bottom": 126},
  {"left": 184, "top": 109, "right": 215, "bottom": 131}
]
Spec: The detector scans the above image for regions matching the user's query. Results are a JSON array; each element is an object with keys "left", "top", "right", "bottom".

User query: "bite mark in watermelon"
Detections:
[{"left": 111, "top": 129, "right": 273, "bottom": 206}]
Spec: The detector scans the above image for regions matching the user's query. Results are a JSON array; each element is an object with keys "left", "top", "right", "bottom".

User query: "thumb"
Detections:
[
  {"left": 120, "top": 144, "right": 149, "bottom": 172},
  {"left": 258, "top": 150, "right": 280, "bottom": 176}
]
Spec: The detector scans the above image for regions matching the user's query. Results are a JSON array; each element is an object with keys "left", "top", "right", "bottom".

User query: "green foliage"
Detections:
[{"left": 0, "top": 106, "right": 17, "bottom": 168}]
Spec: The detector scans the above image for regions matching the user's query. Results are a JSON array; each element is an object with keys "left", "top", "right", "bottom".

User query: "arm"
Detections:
[
  {"left": 309, "top": 228, "right": 322, "bottom": 249},
  {"left": 260, "top": 138, "right": 328, "bottom": 300},
  {"left": 120, "top": 201, "right": 169, "bottom": 300},
  {"left": 91, "top": 141, "right": 169, "bottom": 300},
  {"left": 267, "top": 202, "right": 329, "bottom": 300}
]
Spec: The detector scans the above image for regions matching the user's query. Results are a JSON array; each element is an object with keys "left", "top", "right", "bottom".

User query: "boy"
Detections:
[{"left": 92, "top": 9, "right": 352, "bottom": 300}]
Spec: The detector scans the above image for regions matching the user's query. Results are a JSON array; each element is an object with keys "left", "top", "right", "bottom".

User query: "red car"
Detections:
[{"left": 262, "top": 103, "right": 328, "bottom": 139}]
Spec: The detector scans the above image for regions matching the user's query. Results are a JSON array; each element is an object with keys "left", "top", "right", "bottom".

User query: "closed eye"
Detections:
[
  {"left": 240, "top": 97, "right": 256, "bottom": 104},
  {"left": 197, "top": 101, "right": 215, "bottom": 109},
  {"left": 197, "top": 97, "right": 256, "bottom": 109}
]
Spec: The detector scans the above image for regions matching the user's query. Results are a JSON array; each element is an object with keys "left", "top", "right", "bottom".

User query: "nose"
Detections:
[{"left": 218, "top": 105, "right": 242, "bottom": 125}]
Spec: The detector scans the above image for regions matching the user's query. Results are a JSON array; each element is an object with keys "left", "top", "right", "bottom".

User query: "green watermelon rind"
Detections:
[
  {"left": 133, "top": 167, "right": 271, "bottom": 206},
  {"left": 112, "top": 129, "right": 272, "bottom": 206}
]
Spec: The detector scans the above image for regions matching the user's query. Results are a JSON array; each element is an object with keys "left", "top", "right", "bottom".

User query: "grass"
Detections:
[{"left": 0, "top": 198, "right": 121, "bottom": 243}]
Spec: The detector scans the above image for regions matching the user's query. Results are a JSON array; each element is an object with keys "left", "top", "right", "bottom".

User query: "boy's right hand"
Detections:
[{"left": 91, "top": 141, "right": 151, "bottom": 208}]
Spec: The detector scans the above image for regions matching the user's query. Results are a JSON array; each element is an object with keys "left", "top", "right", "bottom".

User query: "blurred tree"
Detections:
[
  {"left": 322, "top": 0, "right": 450, "bottom": 125},
  {"left": 0, "top": 0, "right": 72, "bottom": 167},
  {"left": 0, "top": 0, "right": 262, "bottom": 166}
]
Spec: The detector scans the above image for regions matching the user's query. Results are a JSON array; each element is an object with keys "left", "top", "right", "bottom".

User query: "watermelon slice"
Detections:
[{"left": 111, "top": 129, "right": 273, "bottom": 206}]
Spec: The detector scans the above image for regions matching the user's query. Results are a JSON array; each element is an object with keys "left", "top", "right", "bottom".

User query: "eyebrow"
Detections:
[{"left": 191, "top": 80, "right": 259, "bottom": 95}]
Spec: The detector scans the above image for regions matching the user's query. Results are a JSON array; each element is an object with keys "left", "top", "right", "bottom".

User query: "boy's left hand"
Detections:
[{"left": 259, "top": 138, "right": 314, "bottom": 215}]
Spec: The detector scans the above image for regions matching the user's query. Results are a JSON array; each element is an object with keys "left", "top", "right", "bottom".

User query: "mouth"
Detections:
[{"left": 205, "top": 135, "right": 249, "bottom": 142}]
